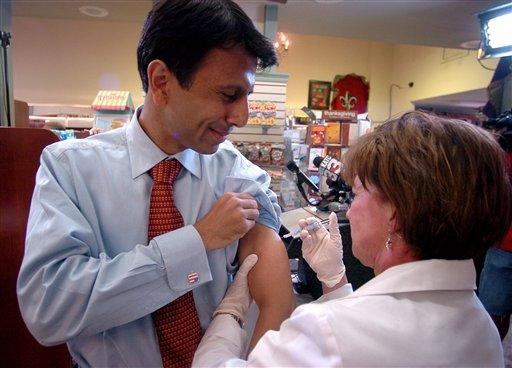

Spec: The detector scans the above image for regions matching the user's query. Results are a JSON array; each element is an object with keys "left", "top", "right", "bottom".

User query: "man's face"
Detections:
[{"left": 159, "top": 46, "right": 256, "bottom": 154}]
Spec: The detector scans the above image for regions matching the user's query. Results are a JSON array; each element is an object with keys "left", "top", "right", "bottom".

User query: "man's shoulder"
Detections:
[
  {"left": 212, "top": 140, "right": 241, "bottom": 158},
  {"left": 45, "top": 127, "right": 127, "bottom": 160},
  {"left": 201, "top": 140, "right": 247, "bottom": 166}
]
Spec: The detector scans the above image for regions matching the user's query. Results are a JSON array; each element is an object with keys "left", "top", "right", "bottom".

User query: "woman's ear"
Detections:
[
  {"left": 147, "top": 60, "right": 172, "bottom": 106},
  {"left": 387, "top": 205, "right": 400, "bottom": 234}
]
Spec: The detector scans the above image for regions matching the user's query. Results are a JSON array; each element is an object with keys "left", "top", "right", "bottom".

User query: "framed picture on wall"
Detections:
[{"left": 308, "top": 80, "right": 331, "bottom": 110}]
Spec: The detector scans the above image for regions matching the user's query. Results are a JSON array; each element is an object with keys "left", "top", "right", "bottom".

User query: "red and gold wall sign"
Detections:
[{"left": 331, "top": 74, "right": 369, "bottom": 114}]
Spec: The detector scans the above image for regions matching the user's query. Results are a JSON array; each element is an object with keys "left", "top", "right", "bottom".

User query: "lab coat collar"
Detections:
[
  {"left": 126, "top": 106, "right": 202, "bottom": 180},
  {"left": 346, "top": 259, "right": 476, "bottom": 299}
]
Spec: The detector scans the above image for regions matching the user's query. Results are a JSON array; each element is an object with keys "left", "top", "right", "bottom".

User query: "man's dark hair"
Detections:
[{"left": 137, "top": 0, "right": 278, "bottom": 92}]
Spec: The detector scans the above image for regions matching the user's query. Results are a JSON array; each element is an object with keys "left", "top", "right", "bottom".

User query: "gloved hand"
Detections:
[
  {"left": 299, "top": 212, "right": 345, "bottom": 288},
  {"left": 213, "top": 254, "right": 258, "bottom": 324}
]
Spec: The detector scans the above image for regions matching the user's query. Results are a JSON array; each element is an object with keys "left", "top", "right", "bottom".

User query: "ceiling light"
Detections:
[
  {"left": 78, "top": 5, "right": 109, "bottom": 18},
  {"left": 274, "top": 32, "right": 290, "bottom": 53},
  {"left": 478, "top": 3, "right": 512, "bottom": 58}
]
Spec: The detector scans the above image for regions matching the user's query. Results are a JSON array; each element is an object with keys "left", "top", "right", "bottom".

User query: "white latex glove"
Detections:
[
  {"left": 298, "top": 212, "right": 345, "bottom": 287},
  {"left": 213, "top": 254, "right": 258, "bottom": 324}
]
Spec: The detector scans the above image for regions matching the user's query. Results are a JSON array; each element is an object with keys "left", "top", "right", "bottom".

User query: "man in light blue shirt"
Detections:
[{"left": 17, "top": 1, "right": 295, "bottom": 367}]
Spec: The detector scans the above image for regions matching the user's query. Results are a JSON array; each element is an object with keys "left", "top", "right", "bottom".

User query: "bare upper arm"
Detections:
[{"left": 237, "top": 223, "right": 294, "bottom": 310}]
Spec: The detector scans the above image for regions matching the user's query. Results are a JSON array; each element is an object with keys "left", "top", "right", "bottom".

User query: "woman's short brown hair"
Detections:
[{"left": 343, "top": 111, "right": 512, "bottom": 260}]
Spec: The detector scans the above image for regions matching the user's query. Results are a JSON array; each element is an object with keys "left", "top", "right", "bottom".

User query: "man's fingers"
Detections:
[
  {"left": 244, "top": 218, "right": 256, "bottom": 232},
  {"left": 238, "top": 254, "right": 258, "bottom": 276},
  {"left": 243, "top": 208, "right": 260, "bottom": 221},
  {"left": 238, "top": 198, "right": 259, "bottom": 210},
  {"left": 230, "top": 192, "right": 255, "bottom": 200}
]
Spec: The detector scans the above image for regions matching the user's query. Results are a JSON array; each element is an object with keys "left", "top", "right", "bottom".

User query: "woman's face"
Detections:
[{"left": 346, "top": 176, "right": 394, "bottom": 269}]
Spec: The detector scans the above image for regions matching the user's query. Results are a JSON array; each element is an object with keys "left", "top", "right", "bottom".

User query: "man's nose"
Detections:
[{"left": 226, "top": 98, "right": 249, "bottom": 128}]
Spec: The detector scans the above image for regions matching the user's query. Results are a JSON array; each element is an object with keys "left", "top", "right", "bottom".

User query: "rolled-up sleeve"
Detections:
[{"left": 225, "top": 156, "right": 281, "bottom": 233}]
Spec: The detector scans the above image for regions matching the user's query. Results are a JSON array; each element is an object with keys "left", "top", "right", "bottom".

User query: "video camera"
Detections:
[{"left": 483, "top": 110, "right": 512, "bottom": 152}]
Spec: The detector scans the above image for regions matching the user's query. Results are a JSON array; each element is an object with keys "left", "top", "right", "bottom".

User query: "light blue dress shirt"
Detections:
[{"left": 17, "top": 108, "right": 281, "bottom": 367}]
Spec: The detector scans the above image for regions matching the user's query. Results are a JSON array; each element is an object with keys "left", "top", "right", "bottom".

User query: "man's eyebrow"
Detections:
[{"left": 218, "top": 85, "right": 253, "bottom": 94}]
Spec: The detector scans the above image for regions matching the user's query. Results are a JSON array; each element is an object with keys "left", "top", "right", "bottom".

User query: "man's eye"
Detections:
[{"left": 222, "top": 92, "right": 237, "bottom": 101}]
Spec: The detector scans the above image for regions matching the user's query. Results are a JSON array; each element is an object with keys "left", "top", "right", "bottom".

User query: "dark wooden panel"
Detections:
[{"left": 0, "top": 127, "right": 70, "bottom": 367}]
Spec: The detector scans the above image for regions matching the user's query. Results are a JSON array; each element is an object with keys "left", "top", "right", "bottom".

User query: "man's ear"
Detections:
[{"left": 146, "top": 60, "right": 174, "bottom": 106}]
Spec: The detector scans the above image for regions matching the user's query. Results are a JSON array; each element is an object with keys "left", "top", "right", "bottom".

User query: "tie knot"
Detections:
[{"left": 151, "top": 159, "right": 182, "bottom": 184}]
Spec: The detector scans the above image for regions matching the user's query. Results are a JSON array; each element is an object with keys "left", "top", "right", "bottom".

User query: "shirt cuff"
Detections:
[
  {"left": 196, "top": 314, "right": 247, "bottom": 362},
  {"left": 152, "top": 225, "right": 213, "bottom": 292}
]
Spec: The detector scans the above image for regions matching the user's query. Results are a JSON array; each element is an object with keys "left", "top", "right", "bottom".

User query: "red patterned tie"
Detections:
[{"left": 149, "top": 159, "right": 202, "bottom": 368}]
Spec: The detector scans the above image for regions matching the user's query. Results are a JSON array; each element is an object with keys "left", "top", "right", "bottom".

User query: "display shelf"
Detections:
[{"left": 29, "top": 115, "right": 94, "bottom": 129}]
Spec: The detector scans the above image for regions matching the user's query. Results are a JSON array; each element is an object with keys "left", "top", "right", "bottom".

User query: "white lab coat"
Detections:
[{"left": 193, "top": 259, "right": 504, "bottom": 367}]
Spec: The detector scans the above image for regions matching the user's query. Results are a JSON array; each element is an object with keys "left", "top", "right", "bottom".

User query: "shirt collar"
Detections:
[
  {"left": 346, "top": 259, "right": 476, "bottom": 299},
  {"left": 126, "top": 106, "right": 202, "bottom": 179}
]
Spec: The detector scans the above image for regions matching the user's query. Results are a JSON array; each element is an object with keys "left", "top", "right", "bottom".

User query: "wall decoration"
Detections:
[
  {"left": 331, "top": 74, "right": 370, "bottom": 113},
  {"left": 308, "top": 80, "right": 331, "bottom": 110}
]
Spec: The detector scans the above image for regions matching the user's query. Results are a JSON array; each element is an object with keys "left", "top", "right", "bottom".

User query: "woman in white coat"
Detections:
[{"left": 193, "top": 111, "right": 511, "bottom": 367}]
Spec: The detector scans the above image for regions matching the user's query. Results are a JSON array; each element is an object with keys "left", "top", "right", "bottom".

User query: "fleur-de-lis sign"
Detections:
[
  {"left": 339, "top": 91, "right": 358, "bottom": 110},
  {"left": 331, "top": 74, "right": 369, "bottom": 113}
]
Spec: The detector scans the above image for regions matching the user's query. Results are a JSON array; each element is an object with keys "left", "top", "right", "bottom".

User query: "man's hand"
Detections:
[
  {"left": 299, "top": 212, "right": 346, "bottom": 288},
  {"left": 194, "top": 192, "right": 259, "bottom": 251},
  {"left": 213, "top": 254, "right": 258, "bottom": 324}
]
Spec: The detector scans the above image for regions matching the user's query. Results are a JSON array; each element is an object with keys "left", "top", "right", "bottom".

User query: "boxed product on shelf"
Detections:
[
  {"left": 259, "top": 143, "right": 272, "bottom": 165},
  {"left": 308, "top": 147, "right": 325, "bottom": 171},
  {"left": 325, "top": 145, "right": 342, "bottom": 161},
  {"left": 325, "top": 122, "right": 341, "bottom": 143},
  {"left": 291, "top": 143, "right": 309, "bottom": 165},
  {"left": 94, "top": 114, "right": 131, "bottom": 131},
  {"left": 280, "top": 179, "right": 303, "bottom": 211},
  {"left": 91, "top": 90, "right": 134, "bottom": 131},
  {"left": 270, "top": 144, "right": 285, "bottom": 165},
  {"left": 246, "top": 142, "right": 261, "bottom": 162},
  {"left": 341, "top": 122, "right": 351, "bottom": 146},
  {"left": 248, "top": 101, "right": 277, "bottom": 125},
  {"left": 265, "top": 167, "right": 284, "bottom": 182},
  {"left": 308, "top": 124, "right": 326, "bottom": 146}
]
